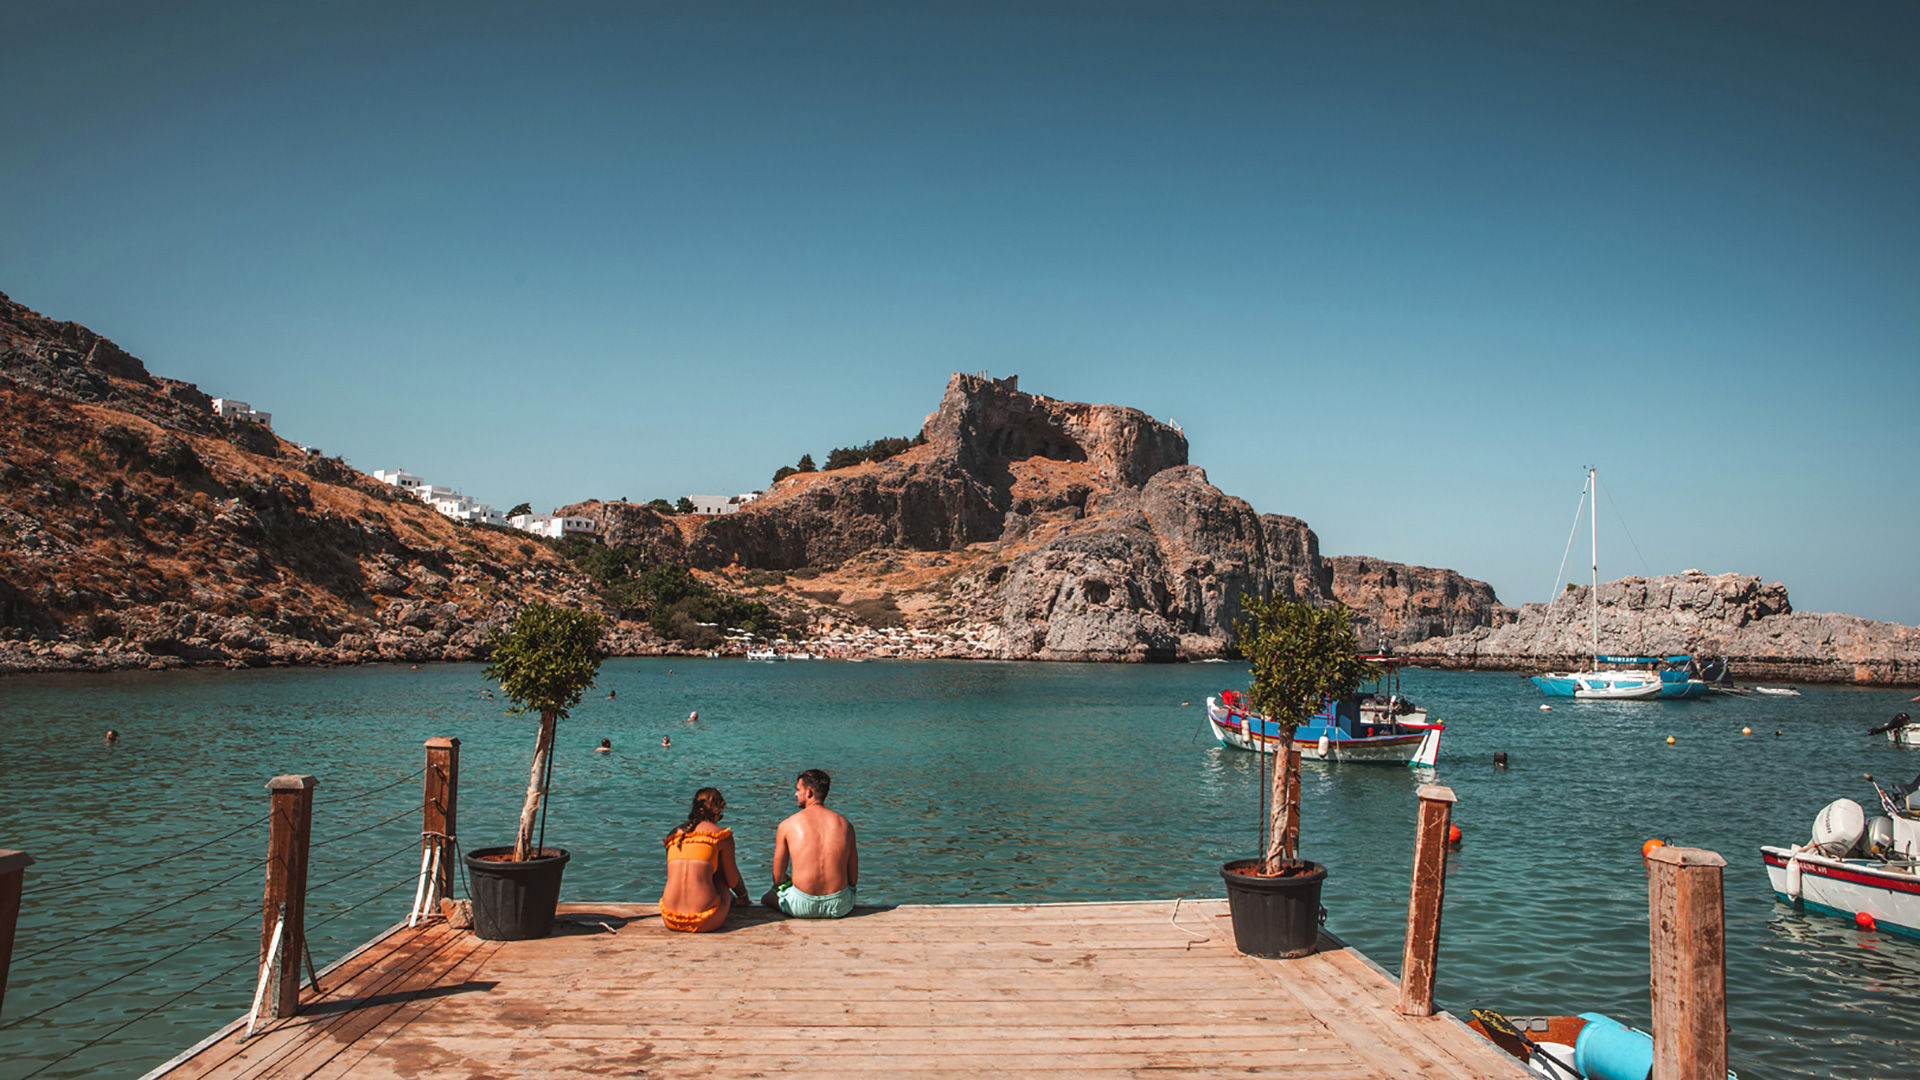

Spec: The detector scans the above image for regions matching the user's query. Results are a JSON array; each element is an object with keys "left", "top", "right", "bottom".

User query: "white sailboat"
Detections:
[{"left": 1531, "top": 469, "right": 1663, "bottom": 700}]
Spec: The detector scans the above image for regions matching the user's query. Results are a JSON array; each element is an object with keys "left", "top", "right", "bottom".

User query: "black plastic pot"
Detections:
[
  {"left": 1220, "top": 858, "right": 1326, "bottom": 958},
  {"left": 464, "top": 846, "right": 569, "bottom": 940}
]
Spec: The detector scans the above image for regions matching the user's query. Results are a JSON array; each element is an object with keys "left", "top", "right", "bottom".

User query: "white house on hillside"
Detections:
[
  {"left": 508, "top": 513, "right": 598, "bottom": 539},
  {"left": 212, "top": 398, "right": 272, "bottom": 427},
  {"left": 688, "top": 492, "right": 763, "bottom": 516},
  {"left": 372, "top": 468, "right": 511, "bottom": 530},
  {"left": 371, "top": 469, "right": 425, "bottom": 492}
]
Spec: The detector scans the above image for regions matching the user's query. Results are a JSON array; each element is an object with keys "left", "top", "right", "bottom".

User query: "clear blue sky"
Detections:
[{"left": 5, "top": 2, "right": 1917, "bottom": 623}]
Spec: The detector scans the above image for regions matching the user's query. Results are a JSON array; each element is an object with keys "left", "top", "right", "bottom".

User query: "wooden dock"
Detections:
[{"left": 144, "top": 899, "right": 1528, "bottom": 1079}]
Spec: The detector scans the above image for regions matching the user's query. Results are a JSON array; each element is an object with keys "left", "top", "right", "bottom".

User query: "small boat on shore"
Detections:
[
  {"left": 1761, "top": 773, "right": 1920, "bottom": 938},
  {"left": 1468, "top": 1008, "right": 1733, "bottom": 1080},
  {"left": 745, "top": 648, "right": 784, "bottom": 661},
  {"left": 1205, "top": 657, "right": 1443, "bottom": 766}
]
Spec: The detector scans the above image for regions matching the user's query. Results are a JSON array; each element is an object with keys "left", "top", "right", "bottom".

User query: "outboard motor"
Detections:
[
  {"left": 1811, "top": 799, "right": 1866, "bottom": 858},
  {"left": 1866, "top": 816, "right": 1897, "bottom": 859}
]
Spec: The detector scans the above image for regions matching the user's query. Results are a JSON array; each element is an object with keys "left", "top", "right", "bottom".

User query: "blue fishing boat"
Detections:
[{"left": 1205, "top": 658, "right": 1443, "bottom": 766}]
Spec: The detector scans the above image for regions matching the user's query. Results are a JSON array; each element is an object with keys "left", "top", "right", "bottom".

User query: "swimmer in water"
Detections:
[
  {"left": 597, "top": 738, "right": 612, "bottom": 754},
  {"left": 687, "top": 710, "right": 699, "bottom": 723},
  {"left": 104, "top": 729, "right": 120, "bottom": 745},
  {"left": 661, "top": 735, "right": 672, "bottom": 748},
  {"left": 608, "top": 689, "right": 617, "bottom": 699}
]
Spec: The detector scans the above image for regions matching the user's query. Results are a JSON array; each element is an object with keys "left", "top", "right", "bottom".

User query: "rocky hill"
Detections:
[
  {"left": 14, "top": 290, "right": 1910, "bottom": 684},
  {"left": 567, "top": 373, "right": 1515, "bottom": 661},
  {"left": 0, "top": 290, "right": 653, "bottom": 672},
  {"left": 1402, "top": 570, "right": 1920, "bottom": 684}
]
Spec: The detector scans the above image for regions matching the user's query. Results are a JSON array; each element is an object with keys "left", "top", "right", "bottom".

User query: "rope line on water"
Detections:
[
  {"left": 314, "top": 765, "right": 426, "bottom": 805},
  {"left": 309, "top": 800, "right": 422, "bottom": 848},
  {"left": 0, "top": 906, "right": 258, "bottom": 1033},
  {"left": 15, "top": 947, "right": 259, "bottom": 1079},
  {"left": 28, "top": 811, "right": 273, "bottom": 898},
  {"left": 306, "top": 874, "right": 419, "bottom": 934},
  {"left": 17, "top": 855, "right": 270, "bottom": 962},
  {"left": 304, "top": 838, "right": 421, "bottom": 897}
]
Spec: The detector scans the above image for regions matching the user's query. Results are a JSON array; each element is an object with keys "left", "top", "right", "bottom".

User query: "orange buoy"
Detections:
[
  {"left": 1857, "top": 911, "right": 1877, "bottom": 931},
  {"left": 1666, "top": 735, "right": 1676, "bottom": 745},
  {"left": 1643, "top": 838, "right": 1667, "bottom": 860},
  {"left": 1447, "top": 823, "right": 1463, "bottom": 847}
]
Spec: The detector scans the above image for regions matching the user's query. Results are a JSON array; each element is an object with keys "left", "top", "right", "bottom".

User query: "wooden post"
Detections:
[
  {"left": 262, "top": 775, "right": 317, "bottom": 1019},
  {"left": 0, "top": 849, "right": 32, "bottom": 1016},
  {"left": 1647, "top": 846, "right": 1728, "bottom": 1080},
  {"left": 424, "top": 738, "right": 460, "bottom": 900},
  {"left": 1398, "top": 784, "right": 1457, "bottom": 1017}
]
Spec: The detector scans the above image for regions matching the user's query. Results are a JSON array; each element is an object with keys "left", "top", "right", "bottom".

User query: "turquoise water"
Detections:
[{"left": 1, "top": 660, "right": 1915, "bottom": 1078}]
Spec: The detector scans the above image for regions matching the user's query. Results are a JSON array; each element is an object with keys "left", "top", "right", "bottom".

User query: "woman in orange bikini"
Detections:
[{"left": 659, "top": 787, "right": 750, "bottom": 932}]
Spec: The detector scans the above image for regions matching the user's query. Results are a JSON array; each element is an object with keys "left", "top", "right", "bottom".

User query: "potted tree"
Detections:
[
  {"left": 465, "top": 603, "right": 604, "bottom": 940},
  {"left": 1221, "top": 596, "right": 1379, "bottom": 958}
]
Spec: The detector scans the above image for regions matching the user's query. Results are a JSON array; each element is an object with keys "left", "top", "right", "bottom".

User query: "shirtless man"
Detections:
[{"left": 762, "top": 769, "right": 857, "bottom": 918}]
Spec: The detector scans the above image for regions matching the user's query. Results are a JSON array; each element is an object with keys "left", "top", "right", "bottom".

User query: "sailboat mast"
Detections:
[{"left": 1588, "top": 467, "right": 1599, "bottom": 667}]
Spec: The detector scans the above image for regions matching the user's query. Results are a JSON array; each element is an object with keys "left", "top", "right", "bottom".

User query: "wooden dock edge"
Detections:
[
  {"left": 1320, "top": 924, "right": 1500, "bottom": 1057},
  {"left": 139, "top": 900, "right": 1522, "bottom": 1080},
  {"left": 133, "top": 919, "right": 413, "bottom": 1080}
]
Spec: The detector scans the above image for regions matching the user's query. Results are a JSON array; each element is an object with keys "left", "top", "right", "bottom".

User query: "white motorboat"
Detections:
[
  {"left": 745, "top": 649, "right": 785, "bottom": 661},
  {"left": 1762, "top": 774, "right": 1920, "bottom": 939},
  {"left": 1871, "top": 712, "right": 1920, "bottom": 746},
  {"left": 1752, "top": 686, "right": 1801, "bottom": 697}
]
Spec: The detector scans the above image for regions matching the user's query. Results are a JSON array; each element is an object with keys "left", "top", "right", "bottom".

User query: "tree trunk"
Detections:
[
  {"left": 1263, "top": 724, "right": 1299, "bottom": 872},
  {"left": 513, "top": 710, "right": 557, "bottom": 862}
]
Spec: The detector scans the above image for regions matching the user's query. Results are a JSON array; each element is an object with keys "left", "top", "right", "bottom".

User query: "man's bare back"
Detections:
[
  {"left": 764, "top": 769, "right": 858, "bottom": 915},
  {"left": 777, "top": 802, "right": 856, "bottom": 894}
]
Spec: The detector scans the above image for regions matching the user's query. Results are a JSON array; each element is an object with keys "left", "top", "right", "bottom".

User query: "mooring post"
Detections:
[
  {"left": 262, "top": 775, "right": 317, "bottom": 1019},
  {"left": 1398, "top": 784, "right": 1457, "bottom": 1017},
  {"left": 424, "top": 738, "right": 460, "bottom": 902},
  {"left": 0, "top": 849, "right": 32, "bottom": 1016},
  {"left": 1647, "top": 845, "right": 1728, "bottom": 1080}
]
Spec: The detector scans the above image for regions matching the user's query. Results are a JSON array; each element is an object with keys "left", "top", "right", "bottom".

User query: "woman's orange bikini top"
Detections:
[{"left": 664, "top": 826, "right": 731, "bottom": 870}]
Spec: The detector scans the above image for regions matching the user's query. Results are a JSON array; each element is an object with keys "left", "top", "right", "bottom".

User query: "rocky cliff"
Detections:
[
  {"left": 568, "top": 373, "right": 1516, "bottom": 662},
  {"left": 1403, "top": 570, "right": 1920, "bottom": 684}
]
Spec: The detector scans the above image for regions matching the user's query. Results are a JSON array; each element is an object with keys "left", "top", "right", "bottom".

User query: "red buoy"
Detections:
[
  {"left": 1642, "top": 838, "right": 1667, "bottom": 861},
  {"left": 1447, "top": 823, "right": 1463, "bottom": 847},
  {"left": 1857, "top": 911, "right": 1877, "bottom": 931}
]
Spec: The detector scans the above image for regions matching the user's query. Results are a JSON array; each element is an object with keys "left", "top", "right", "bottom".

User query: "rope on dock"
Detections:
[
  {"left": 313, "top": 765, "right": 426, "bottom": 805},
  {"left": 309, "top": 800, "right": 422, "bottom": 848},
  {"left": 303, "top": 837, "right": 421, "bottom": 897},
  {"left": 306, "top": 873, "right": 419, "bottom": 934},
  {"left": 27, "top": 811, "right": 272, "bottom": 898},
  {"left": 12, "top": 947, "right": 258, "bottom": 1080},
  {"left": 0, "top": 906, "right": 258, "bottom": 1034},
  {"left": 15, "top": 855, "right": 270, "bottom": 962}
]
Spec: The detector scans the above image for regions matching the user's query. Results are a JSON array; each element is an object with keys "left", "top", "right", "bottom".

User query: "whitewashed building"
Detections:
[
  {"left": 373, "top": 468, "right": 511, "bottom": 530},
  {"left": 688, "top": 492, "right": 763, "bottom": 516},
  {"left": 371, "top": 469, "right": 425, "bottom": 492},
  {"left": 508, "top": 513, "right": 598, "bottom": 539},
  {"left": 212, "top": 398, "right": 272, "bottom": 427}
]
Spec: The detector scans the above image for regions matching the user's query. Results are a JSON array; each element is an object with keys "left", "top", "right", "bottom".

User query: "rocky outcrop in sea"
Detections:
[{"left": 1403, "top": 570, "right": 1920, "bottom": 684}]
